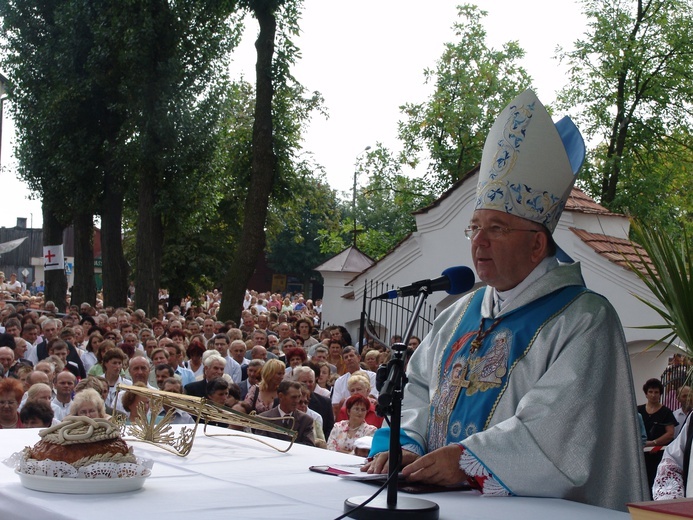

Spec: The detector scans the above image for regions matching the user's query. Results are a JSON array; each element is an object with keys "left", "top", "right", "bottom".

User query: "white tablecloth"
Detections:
[{"left": 0, "top": 425, "right": 629, "bottom": 520}]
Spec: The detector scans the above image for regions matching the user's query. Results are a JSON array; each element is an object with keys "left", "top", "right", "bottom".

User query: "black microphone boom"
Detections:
[{"left": 374, "top": 266, "right": 475, "bottom": 300}]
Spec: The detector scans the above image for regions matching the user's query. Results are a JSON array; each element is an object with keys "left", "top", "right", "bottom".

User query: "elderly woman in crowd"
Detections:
[
  {"left": 363, "top": 349, "right": 381, "bottom": 373},
  {"left": 0, "top": 377, "right": 25, "bottom": 429},
  {"left": 241, "top": 358, "right": 285, "bottom": 414},
  {"left": 69, "top": 388, "right": 108, "bottom": 419},
  {"left": 283, "top": 346, "right": 307, "bottom": 379},
  {"left": 206, "top": 377, "right": 231, "bottom": 406},
  {"left": 25, "top": 383, "right": 61, "bottom": 425},
  {"left": 25, "top": 382, "right": 58, "bottom": 413},
  {"left": 336, "top": 372, "right": 383, "bottom": 428},
  {"left": 326, "top": 394, "right": 377, "bottom": 454}
]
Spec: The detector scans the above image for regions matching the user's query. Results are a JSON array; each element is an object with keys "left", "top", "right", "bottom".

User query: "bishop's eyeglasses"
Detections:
[{"left": 464, "top": 224, "right": 539, "bottom": 240}]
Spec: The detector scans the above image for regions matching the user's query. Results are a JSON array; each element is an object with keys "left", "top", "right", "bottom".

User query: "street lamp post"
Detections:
[{"left": 352, "top": 145, "right": 371, "bottom": 247}]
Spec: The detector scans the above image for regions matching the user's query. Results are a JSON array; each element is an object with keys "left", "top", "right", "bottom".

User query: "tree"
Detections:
[
  {"left": 318, "top": 5, "right": 532, "bottom": 260},
  {"left": 397, "top": 4, "right": 532, "bottom": 193},
  {"left": 0, "top": 0, "right": 122, "bottom": 310},
  {"left": 111, "top": 0, "right": 239, "bottom": 317},
  {"left": 265, "top": 173, "right": 338, "bottom": 287},
  {"left": 217, "top": 0, "right": 310, "bottom": 322},
  {"left": 557, "top": 0, "right": 693, "bottom": 229},
  {"left": 1, "top": 0, "right": 239, "bottom": 313},
  {"left": 318, "top": 144, "right": 435, "bottom": 260}
]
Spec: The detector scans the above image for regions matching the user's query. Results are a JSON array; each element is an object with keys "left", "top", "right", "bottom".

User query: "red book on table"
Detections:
[{"left": 627, "top": 498, "right": 693, "bottom": 520}]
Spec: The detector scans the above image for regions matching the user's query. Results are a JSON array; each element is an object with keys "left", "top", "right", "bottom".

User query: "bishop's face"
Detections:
[{"left": 469, "top": 209, "right": 546, "bottom": 291}]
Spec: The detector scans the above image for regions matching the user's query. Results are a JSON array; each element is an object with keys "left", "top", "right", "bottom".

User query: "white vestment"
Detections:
[
  {"left": 653, "top": 415, "right": 692, "bottom": 499},
  {"left": 400, "top": 261, "right": 648, "bottom": 511}
]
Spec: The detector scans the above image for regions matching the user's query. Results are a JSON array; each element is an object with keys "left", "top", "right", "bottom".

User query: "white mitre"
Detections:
[{"left": 475, "top": 89, "right": 585, "bottom": 233}]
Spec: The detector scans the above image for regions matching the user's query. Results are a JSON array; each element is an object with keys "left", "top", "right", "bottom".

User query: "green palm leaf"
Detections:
[{"left": 627, "top": 219, "right": 693, "bottom": 357}]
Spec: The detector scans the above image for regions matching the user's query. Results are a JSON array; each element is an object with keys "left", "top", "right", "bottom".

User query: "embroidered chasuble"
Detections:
[{"left": 427, "top": 285, "right": 587, "bottom": 451}]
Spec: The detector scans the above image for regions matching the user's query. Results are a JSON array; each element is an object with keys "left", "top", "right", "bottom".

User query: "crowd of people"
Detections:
[
  {"left": 2, "top": 89, "right": 692, "bottom": 512},
  {"left": 639, "top": 376, "right": 693, "bottom": 500},
  {"left": 0, "top": 289, "right": 399, "bottom": 458},
  {"left": 1, "top": 284, "right": 689, "bottom": 505}
]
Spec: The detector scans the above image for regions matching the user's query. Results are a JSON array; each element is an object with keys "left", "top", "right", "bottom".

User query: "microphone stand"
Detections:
[{"left": 344, "top": 287, "right": 439, "bottom": 520}]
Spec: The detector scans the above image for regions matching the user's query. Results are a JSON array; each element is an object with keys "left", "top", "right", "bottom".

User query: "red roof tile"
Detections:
[
  {"left": 565, "top": 188, "right": 622, "bottom": 216},
  {"left": 570, "top": 228, "right": 654, "bottom": 276}
]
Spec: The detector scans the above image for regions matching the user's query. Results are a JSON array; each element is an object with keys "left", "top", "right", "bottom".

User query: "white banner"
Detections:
[
  {"left": 43, "top": 245, "right": 65, "bottom": 271},
  {"left": 0, "top": 237, "right": 26, "bottom": 255}
]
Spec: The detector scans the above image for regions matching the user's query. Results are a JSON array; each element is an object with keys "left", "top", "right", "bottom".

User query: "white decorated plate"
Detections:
[{"left": 16, "top": 470, "right": 150, "bottom": 494}]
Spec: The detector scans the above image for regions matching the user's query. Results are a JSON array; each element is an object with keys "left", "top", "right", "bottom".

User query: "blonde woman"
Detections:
[
  {"left": 69, "top": 388, "right": 107, "bottom": 419},
  {"left": 336, "top": 372, "right": 383, "bottom": 428},
  {"left": 242, "top": 358, "right": 285, "bottom": 414}
]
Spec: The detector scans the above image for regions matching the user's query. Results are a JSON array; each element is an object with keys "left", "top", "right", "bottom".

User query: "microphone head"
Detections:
[
  {"left": 441, "top": 266, "right": 475, "bottom": 295},
  {"left": 375, "top": 289, "right": 399, "bottom": 300}
]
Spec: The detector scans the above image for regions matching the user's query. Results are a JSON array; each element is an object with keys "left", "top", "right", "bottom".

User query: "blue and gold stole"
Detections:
[
  {"left": 369, "top": 284, "right": 588, "bottom": 457},
  {"left": 426, "top": 284, "right": 588, "bottom": 450}
]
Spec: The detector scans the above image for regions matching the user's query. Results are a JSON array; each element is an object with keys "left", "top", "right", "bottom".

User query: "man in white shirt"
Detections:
[
  {"left": 6, "top": 273, "right": 22, "bottom": 295},
  {"left": 228, "top": 339, "right": 247, "bottom": 364},
  {"left": 331, "top": 346, "right": 377, "bottom": 419},
  {"left": 116, "top": 355, "right": 156, "bottom": 414},
  {"left": 210, "top": 334, "right": 242, "bottom": 383},
  {"left": 52, "top": 371, "right": 76, "bottom": 421}
]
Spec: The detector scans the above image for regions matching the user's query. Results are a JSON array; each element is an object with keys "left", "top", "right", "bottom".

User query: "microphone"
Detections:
[{"left": 374, "top": 266, "right": 475, "bottom": 300}]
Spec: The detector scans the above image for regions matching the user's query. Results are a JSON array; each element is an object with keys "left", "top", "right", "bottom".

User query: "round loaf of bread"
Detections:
[
  {"left": 28, "top": 437, "right": 132, "bottom": 466},
  {"left": 26, "top": 416, "right": 136, "bottom": 468}
]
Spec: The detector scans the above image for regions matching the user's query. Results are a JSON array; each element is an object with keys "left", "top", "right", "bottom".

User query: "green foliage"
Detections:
[
  {"left": 628, "top": 219, "right": 693, "bottom": 356},
  {"left": 317, "top": 5, "right": 531, "bottom": 260},
  {"left": 265, "top": 172, "right": 338, "bottom": 281},
  {"left": 319, "top": 145, "right": 436, "bottom": 260},
  {"left": 1, "top": 0, "right": 244, "bottom": 310},
  {"left": 0, "top": 0, "right": 120, "bottom": 222},
  {"left": 557, "top": 0, "right": 693, "bottom": 232},
  {"left": 397, "top": 4, "right": 532, "bottom": 193}
]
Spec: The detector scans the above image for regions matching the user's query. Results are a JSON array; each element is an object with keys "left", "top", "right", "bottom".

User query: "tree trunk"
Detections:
[
  {"left": 218, "top": 2, "right": 278, "bottom": 323},
  {"left": 71, "top": 211, "right": 96, "bottom": 307},
  {"left": 100, "top": 176, "right": 128, "bottom": 308},
  {"left": 42, "top": 204, "right": 68, "bottom": 313},
  {"left": 135, "top": 169, "right": 164, "bottom": 318}
]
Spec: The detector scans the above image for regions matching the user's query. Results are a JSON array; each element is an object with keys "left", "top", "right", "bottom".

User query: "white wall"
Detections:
[{"left": 319, "top": 175, "right": 674, "bottom": 402}]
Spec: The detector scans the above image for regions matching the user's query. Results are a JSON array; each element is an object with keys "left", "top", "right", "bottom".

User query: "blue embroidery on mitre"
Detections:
[
  {"left": 476, "top": 102, "right": 534, "bottom": 211},
  {"left": 475, "top": 98, "right": 565, "bottom": 231}
]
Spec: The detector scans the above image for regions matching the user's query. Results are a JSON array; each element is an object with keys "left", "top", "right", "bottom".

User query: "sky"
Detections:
[{"left": 0, "top": 0, "right": 588, "bottom": 230}]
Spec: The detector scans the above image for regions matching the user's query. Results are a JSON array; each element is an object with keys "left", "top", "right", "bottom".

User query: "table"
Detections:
[{"left": 0, "top": 426, "right": 629, "bottom": 520}]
